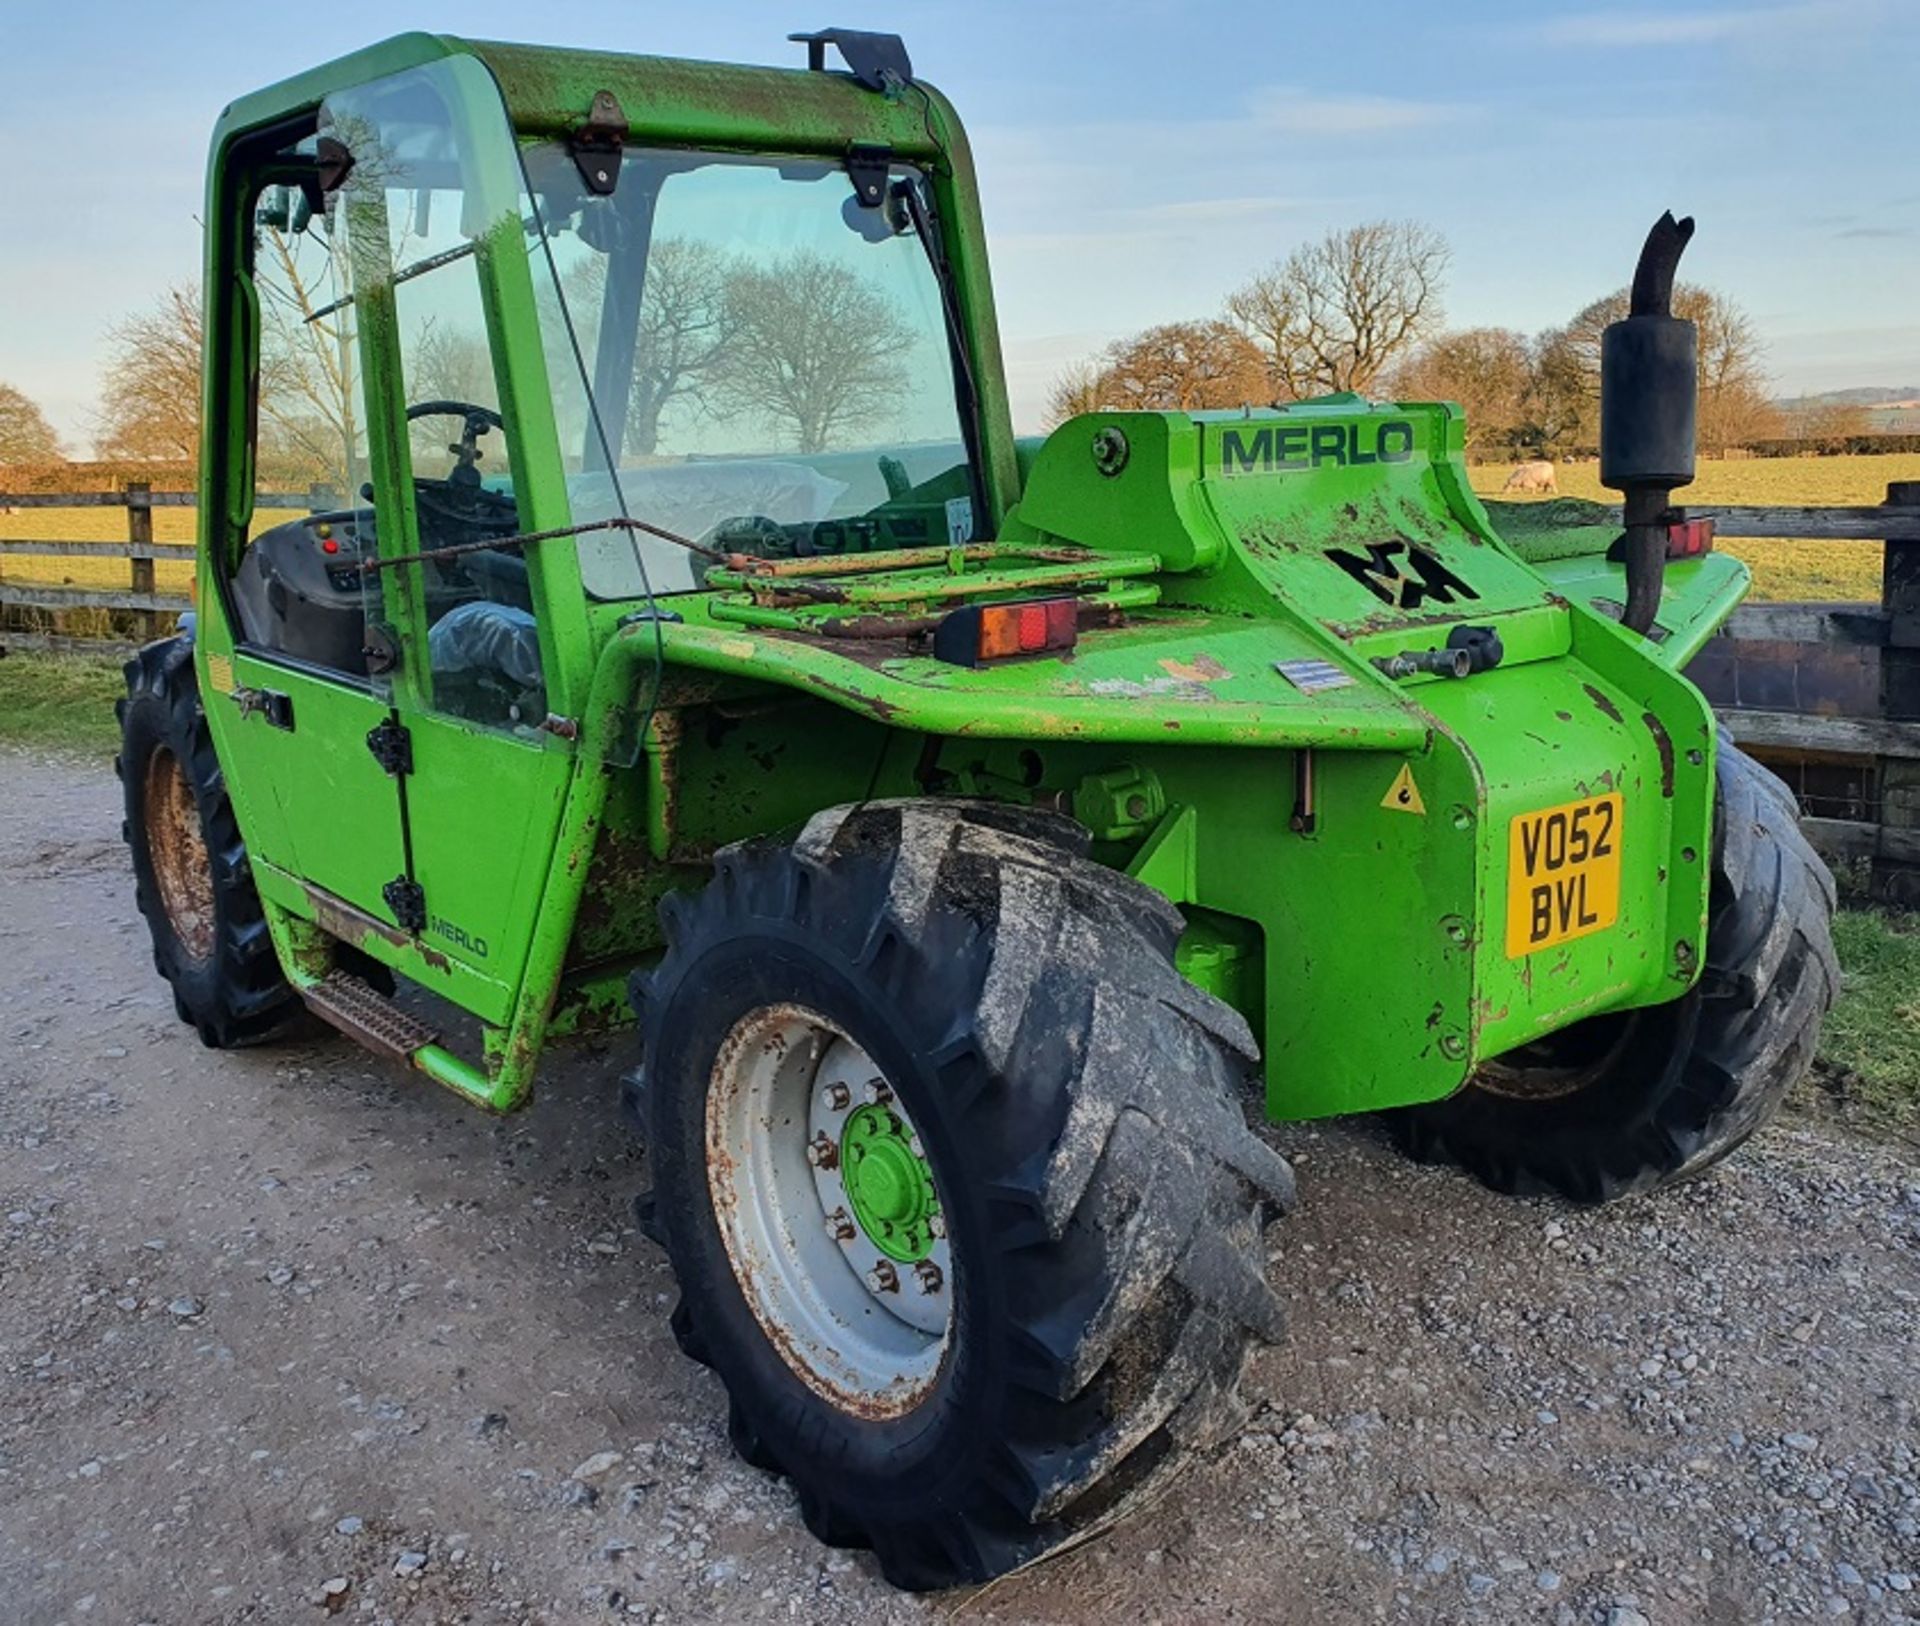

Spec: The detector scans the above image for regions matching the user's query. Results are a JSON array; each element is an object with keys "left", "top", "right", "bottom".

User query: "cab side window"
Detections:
[
  {"left": 229, "top": 157, "right": 381, "bottom": 680},
  {"left": 376, "top": 145, "right": 542, "bottom": 731}
]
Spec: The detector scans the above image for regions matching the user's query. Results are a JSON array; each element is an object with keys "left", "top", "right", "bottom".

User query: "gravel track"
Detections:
[{"left": 1, "top": 746, "right": 1915, "bottom": 1625}]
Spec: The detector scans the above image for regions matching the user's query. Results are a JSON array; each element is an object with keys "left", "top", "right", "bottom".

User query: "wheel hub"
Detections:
[
  {"left": 841, "top": 1104, "right": 937, "bottom": 1261},
  {"left": 705, "top": 1004, "right": 951, "bottom": 1416}
]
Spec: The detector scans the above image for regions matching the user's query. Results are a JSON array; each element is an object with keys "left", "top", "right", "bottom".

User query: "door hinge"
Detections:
[
  {"left": 844, "top": 142, "right": 893, "bottom": 209},
  {"left": 570, "top": 89, "right": 628, "bottom": 196},
  {"left": 382, "top": 876, "right": 427, "bottom": 933},
  {"left": 366, "top": 718, "right": 413, "bottom": 776}
]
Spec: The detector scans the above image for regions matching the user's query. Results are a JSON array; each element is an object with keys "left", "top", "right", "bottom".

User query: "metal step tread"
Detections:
[{"left": 303, "top": 969, "right": 439, "bottom": 1062}]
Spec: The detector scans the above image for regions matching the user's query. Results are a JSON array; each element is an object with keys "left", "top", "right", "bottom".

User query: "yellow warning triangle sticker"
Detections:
[{"left": 1382, "top": 763, "right": 1426, "bottom": 816}]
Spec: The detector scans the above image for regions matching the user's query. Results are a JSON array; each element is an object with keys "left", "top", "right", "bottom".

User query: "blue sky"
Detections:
[{"left": 2, "top": 0, "right": 1915, "bottom": 447}]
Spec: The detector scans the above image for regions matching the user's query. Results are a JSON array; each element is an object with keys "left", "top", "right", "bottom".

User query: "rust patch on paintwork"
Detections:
[
  {"left": 727, "top": 541, "right": 1109, "bottom": 581},
  {"left": 568, "top": 823, "right": 655, "bottom": 961},
  {"left": 1643, "top": 711, "right": 1676, "bottom": 798},
  {"left": 1158, "top": 653, "right": 1232, "bottom": 683},
  {"left": 803, "top": 675, "right": 906, "bottom": 722},
  {"left": 1582, "top": 683, "right": 1624, "bottom": 724},
  {"left": 302, "top": 883, "right": 451, "bottom": 973}
]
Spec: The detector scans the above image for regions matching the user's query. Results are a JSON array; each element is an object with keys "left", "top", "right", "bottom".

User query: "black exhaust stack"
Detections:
[{"left": 1601, "top": 211, "right": 1697, "bottom": 635}]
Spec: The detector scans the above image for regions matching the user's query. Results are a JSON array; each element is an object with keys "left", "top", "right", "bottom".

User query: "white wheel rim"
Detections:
[{"left": 705, "top": 1003, "right": 951, "bottom": 1416}]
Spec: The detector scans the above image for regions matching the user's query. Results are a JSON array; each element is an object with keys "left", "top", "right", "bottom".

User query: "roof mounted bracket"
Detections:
[
  {"left": 570, "top": 90, "right": 629, "bottom": 197},
  {"left": 788, "top": 29, "right": 913, "bottom": 91}
]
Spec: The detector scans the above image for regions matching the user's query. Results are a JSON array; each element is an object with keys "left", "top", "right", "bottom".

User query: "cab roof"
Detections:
[{"left": 210, "top": 31, "right": 958, "bottom": 166}]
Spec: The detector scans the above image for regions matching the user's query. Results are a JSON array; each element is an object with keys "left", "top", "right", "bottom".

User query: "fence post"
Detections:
[
  {"left": 125, "top": 480, "right": 156, "bottom": 643},
  {"left": 1873, "top": 479, "right": 1920, "bottom": 905}
]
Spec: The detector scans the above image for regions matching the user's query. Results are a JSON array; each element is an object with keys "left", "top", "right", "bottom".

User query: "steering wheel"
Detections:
[
  {"left": 404, "top": 401, "right": 518, "bottom": 581},
  {"left": 405, "top": 400, "right": 504, "bottom": 489}
]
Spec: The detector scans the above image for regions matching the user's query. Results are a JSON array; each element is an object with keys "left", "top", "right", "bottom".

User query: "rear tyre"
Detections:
[
  {"left": 117, "top": 636, "right": 302, "bottom": 1048},
  {"left": 1386, "top": 741, "right": 1838, "bottom": 1204},
  {"left": 633, "top": 800, "right": 1295, "bottom": 1590}
]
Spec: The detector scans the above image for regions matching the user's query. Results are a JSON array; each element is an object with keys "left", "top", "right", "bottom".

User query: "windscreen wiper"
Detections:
[{"left": 302, "top": 237, "right": 481, "bottom": 324}]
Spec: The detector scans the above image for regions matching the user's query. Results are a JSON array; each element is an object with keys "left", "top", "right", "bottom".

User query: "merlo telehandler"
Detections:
[{"left": 117, "top": 27, "right": 1836, "bottom": 1588}]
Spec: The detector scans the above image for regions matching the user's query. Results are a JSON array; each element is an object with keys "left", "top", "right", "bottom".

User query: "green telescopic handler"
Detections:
[{"left": 117, "top": 27, "right": 1836, "bottom": 1588}]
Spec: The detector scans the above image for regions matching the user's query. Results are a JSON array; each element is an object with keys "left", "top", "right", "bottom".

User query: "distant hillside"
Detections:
[{"left": 1776, "top": 386, "right": 1920, "bottom": 408}]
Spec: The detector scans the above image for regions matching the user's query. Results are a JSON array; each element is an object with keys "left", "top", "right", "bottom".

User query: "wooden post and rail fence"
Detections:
[
  {"left": 5, "top": 478, "right": 1920, "bottom": 900},
  {"left": 0, "top": 483, "right": 321, "bottom": 645}
]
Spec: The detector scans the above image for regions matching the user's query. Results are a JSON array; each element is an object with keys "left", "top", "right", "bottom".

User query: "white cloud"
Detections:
[
  {"left": 1537, "top": 10, "right": 1748, "bottom": 46},
  {"left": 974, "top": 86, "right": 1472, "bottom": 180},
  {"left": 1243, "top": 87, "right": 1464, "bottom": 134}
]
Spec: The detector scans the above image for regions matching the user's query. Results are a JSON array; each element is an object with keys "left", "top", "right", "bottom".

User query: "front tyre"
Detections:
[
  {"left": 117, "top": 637, "right": 301, "bottom": 1048},
  {"left": 635, "top": 801, "right": 1295, "bottom": 1590},
  {"left": 1387, "top": 741, "right": 1838, "bottom": 1204}
]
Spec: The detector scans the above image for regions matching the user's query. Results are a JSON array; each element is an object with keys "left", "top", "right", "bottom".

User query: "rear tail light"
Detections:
[
  {"left": 933, "top": 598, "right": 1078, "bottom": 667},
  {"left": 1666, "top": 516, "right": 1714, "bottom": 558}
]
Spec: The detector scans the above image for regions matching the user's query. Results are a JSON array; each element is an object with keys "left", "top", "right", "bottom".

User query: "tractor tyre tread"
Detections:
[
  {"left": 632, "top": 798, "right": 1293, "bottom": 1589},
  {"left": 117, "top": 635, "right": 303, "bottom": 1048}
]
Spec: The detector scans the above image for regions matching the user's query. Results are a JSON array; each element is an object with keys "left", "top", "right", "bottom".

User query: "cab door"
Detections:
[
  {"left": 208, "top": 122, "right": 407, "bottom": 928},
  {"left": 321, "top": 59, "right": 585, "bottom": 1028}
]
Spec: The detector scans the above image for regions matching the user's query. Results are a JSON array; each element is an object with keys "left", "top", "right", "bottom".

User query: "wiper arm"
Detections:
[{"left": 304, "top": 237, "right": 480, "bottom": 324}]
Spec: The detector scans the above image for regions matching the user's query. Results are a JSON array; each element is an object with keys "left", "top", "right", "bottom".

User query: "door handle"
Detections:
[{"left": 231, "top": 686, "right": 295, "bottom": 731}]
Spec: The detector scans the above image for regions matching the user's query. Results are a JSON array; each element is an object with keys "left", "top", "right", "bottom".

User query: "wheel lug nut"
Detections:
[
  {"left": 927, "top": 1213, "right": 945, "bottom": 1239},
  {"left": 806, "top": 1131, "right": 838, "bottom": 1169},
  {"left": 825, "top": 1207, "right": 855, "bottom": 1242},
  {"left": 823, "top": 1081, "right": 851, "bottom": 1111},
  {"left": 865, "top": 1260, "right": 898, "bottom": 1293},
  {"left": 913, "top": 1260, "right": 943, "bottom": 1294},
  {"left": 863, "top": 1078, "right": 892, "bottom": 1105}
]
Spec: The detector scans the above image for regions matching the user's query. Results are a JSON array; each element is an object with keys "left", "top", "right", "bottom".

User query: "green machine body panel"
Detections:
[{"left": 184, "top": 32, "right": 1740, "bottom": 1122}]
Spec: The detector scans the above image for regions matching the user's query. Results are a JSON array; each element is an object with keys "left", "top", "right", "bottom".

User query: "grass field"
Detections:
[
  {"left": 0, "top": 650, "right": 124, "bottom": 755},
  {"left": 1470, "top": 452, "right": 1920, "bottom": 600},
  {"left": 1811, "top": 907, "right": 1920, "bottom": 1143}
]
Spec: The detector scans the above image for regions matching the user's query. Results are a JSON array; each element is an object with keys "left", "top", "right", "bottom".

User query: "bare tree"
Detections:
[
  {"left": 1524, "top": 325, "right": 1593, "bottom": 457},
  {"left": 1389, "top": 327, "right": 1533, "bottom": 456},
  {"left": 716, "top": 250, "right": 910, "bottom": 454},
  {"left": 630, "top": 239, "right": 735, "bottom": 456},
  {"left": 1543, "top": 283, "right": 1782, "bottom": 454},
  {"left": 1044, "top": 361, "right": 1109, "bottom": 427},
  {"left": 1227, "top": 221, "right": 1450, "bottom": 399},
  {"left": 255, "top": 225, "right": 361, "bottom": 486},
  {"left": 95, "top": 285, "right": 203, "bottom": 462},
  {"left": 1070, "top": 322, "right": 1269, "bottom": 415},
  {"left": 0, "top": 382, "right": 65, "bottom": 466},
  {"left": 556, "top": 239, "right": 738, "bottom": 458}
]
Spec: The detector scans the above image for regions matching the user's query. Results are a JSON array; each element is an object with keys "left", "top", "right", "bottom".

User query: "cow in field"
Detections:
[{"left": 1501, "top": 460, "right": 1557, "bottom": 495}]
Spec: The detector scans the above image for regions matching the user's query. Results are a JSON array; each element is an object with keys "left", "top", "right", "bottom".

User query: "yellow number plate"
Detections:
[{"left": 1505, "top": 793, "right": 1623, "bottom": 957}]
